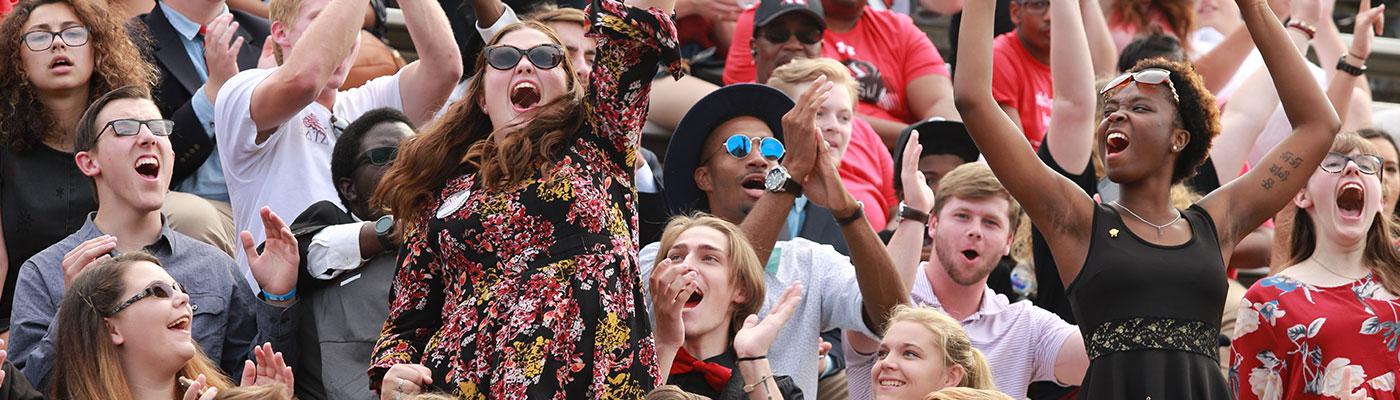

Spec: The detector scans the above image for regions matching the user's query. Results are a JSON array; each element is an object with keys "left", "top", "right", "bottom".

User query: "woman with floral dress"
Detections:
[
  {"left": 1230, "top": 132, "right": 1400, "bottom": 399},
  {"left": 366, "top": 0, "right": 683, "bottom": 397}
]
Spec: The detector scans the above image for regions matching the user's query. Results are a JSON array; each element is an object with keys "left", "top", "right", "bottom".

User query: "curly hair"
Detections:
[
  {"left": 0, "top": 0, "right": 157, "bottom": 153},
  {"left": 374, "top": 21, "right": 582, "bottom": 235},
  {"left": 1123, "top": 58, "right": 1220, "bottom": 184}
]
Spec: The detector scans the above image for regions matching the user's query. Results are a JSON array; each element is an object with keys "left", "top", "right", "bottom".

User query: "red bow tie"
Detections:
[{"left": 670, "top": 348, "right": 732, "bottom": 392}]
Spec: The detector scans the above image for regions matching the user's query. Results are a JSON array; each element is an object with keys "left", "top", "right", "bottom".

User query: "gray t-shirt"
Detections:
[{"left": 640, "top": 238, "right": 875, "bottom": 396}]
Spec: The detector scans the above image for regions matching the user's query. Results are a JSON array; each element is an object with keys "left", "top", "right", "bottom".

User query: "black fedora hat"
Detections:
[
  {"left": 892, "top": 118, "right": 979, "bottom": 192},
  {"left": 664, "top": 84, "right": 796, "bottom": 216}
]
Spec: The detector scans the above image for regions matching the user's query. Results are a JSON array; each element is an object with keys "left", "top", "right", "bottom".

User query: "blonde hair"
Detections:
[
  {"left": 766, "top": 58, "right": 860, "bottom": 108},
  {"left": 886, "top": 305, "right": 996, "bottom": 390},
  {"left": 934, "top": 162, "right": 1023, "bottom": 234},
  {"left": 526, "top": 5, "right": 586, "bottom": 28},
  {"left": 653, "top": 214, "right": 767, "bottom": 338},
  {"left": 267, "top": 0, "right": 307, "bottom": 63},
  {"left": 924, "top": 388, "right": 1015, "bottom": 400}
]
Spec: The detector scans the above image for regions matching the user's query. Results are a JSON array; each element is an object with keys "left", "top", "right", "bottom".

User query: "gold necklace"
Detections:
[{"left": 1313, "top": 258, "right": 1368, "bottom": 281}]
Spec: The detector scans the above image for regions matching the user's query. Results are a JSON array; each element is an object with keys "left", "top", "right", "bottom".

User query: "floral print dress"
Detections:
[
  {"left": 367, "top": 0, "right": 683, "bottom": 398},
  {"left": 1230, "top": 274, "right": 1400, "bottom": 400}
]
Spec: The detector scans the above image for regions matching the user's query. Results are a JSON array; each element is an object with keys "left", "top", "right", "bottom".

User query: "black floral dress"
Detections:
[{"left": 367, "top": 1, "right": 683, "bottom": 398}]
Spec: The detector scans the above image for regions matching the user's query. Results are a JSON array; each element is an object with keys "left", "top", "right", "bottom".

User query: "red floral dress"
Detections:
[
  {"left": 1229, "top": 274, "right": 1400, "bottom": 400},
  {"left": 367, "top": 1, "right": 683, "bottom": 398}
]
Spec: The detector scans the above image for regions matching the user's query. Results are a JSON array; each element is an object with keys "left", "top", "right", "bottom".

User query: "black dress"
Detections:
[{"left": 1067, "top": 203, "right": 1230, "bottom": 399}]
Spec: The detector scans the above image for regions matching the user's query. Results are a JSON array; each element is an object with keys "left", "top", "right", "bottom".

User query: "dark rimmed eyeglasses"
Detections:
[
  {"left": 1100, "top": 68, "right": 1180, "bottom": 104},
  {"left": 356, "top": 146, "right": 399, "bottom": 167},
  {"left": 1321, "top": 152, "right": 1384, "bottom": 175},
  {"left": 22, "top": 26, "right": 89, "bottom": 52},
  {"left": 484, "top": 44, "right": 565, "bottom": 70},
  {"left": 101, "top": 119, "right": 174, "bottom": 137},
  {"left": 107, "top": 281, "right": 185, "bottom": 316},
  {"left": 760, "top": 26, "right": 823, "bottom": 45}
]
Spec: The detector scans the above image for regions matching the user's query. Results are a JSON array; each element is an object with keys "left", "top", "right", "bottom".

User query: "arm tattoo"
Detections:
[{"left": 1260, "top": 152, "right": 1304, "bottom": 191}]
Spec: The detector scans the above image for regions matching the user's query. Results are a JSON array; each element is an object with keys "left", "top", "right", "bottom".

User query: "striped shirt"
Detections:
[{"left": 846, "top": 262, "right": 1078, "bottom": 399}]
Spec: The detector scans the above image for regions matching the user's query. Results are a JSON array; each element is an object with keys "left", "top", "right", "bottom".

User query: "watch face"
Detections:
[
  {"left": 765, "top": 168, "right": 785, "bottom": 192},
  {"left": 375, "top": 216, "right": 393, "bottom": 234}
]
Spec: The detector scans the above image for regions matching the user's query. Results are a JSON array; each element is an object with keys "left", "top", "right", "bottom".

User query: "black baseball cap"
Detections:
[
  {"left": 754, "top": 0, "right": 826, "bottom": 30},
  {"left": 893, "top": 118, "right": 980, "bottom": 191},
  {"left": 664, "top": 84, "right": 795, "bottom": 216}
]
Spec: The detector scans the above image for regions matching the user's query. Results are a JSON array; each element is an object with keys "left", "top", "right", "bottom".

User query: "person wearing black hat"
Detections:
[
  {"left": 892, "top": 118, "right": 980, "bottom": 193},
  {"left": 722, "top": 0, "right": 826, "bottom": 86},
  {"left": 640, "top": 82, "right": 908, "bottom": 397}
]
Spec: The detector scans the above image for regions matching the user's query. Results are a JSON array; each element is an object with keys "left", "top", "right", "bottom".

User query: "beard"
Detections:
[{"left": 934, "top": 239, "right": 998, "bottom": 287}]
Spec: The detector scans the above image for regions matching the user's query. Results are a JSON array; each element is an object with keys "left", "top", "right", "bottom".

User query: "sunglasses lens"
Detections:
[
  {"left": 796, "top": 29, "right": 822, "bottom": 44},
  {"left": 759, "top": 137, "right": 785, "bottom": 160},
  {"left": 527, "top": 46, "right": 563, "bottom": 69},
  {"left": 725, "top": 135, "right": 751, "bottom": 158},
  {"left": 1100, "top": 74, "right": 1132, "bottom": 96},
  {"left": 371, "top": 147, "right": 399, "bottom": 165},
  {"left": 486, "top": 47, "right": 523, "bottom": 70},
  {"left": 1137, "top": 69, "right": 1171, "bottom": 85},
  {"left": 151, "top": 283, "right": 173, "bottom": 298},
  {"left": 762, "top": 28, "right": 790, "bottom": 44}
]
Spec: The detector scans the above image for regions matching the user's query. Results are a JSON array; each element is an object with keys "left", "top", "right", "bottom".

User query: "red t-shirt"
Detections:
[
  {"left": 839, "top": 118, "right": 898, "bottom": 231},
  {"left": 991, "top": 31, "right": 1053, "bottom": 150},
  {"left": 724, "top": 6, "right": 950, "bottom": 124}
]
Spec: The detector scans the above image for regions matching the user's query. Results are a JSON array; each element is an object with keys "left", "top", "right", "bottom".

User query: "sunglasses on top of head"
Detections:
[
  {"left": 485, "top": 44, "right": 565, "bottom": 71},
  {"left": 1100, "top": 68, "right": 1180, "bottom": 103}
]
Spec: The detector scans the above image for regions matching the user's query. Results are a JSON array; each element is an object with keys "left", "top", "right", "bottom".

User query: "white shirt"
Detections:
[
  {"left": 845, "top": 262, "right": 1078, "bottom": 400},
  {"left": 639, "top": 238, "right": 875, "bottom": 397},
  {"left": 307, "top": 219, "right": 367, "bottom": 280},
  {"left": 215, "top": 68, "right": 403, "bottom": 291}
]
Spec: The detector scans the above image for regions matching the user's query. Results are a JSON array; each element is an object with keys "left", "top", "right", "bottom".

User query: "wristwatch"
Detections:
[
  {"left": 374, "top": 215, "right": 395, "bottom": 249},
  {"left": 1336, "top": 55, "right": 1367, "bottom": 77},
  {"left": 835, "top": 201, "right": 865, "bottom": 226},
  {"left": 898, "top": 202, "right": 931, "bottom": 224},
  {"left": 764, "top": 166, "right": 803, "bottom": 196}
]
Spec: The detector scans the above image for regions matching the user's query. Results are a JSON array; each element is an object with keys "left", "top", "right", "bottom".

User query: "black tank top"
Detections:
[{"left": 1067, "top": 203, "right": 1230, "bottom": 399}]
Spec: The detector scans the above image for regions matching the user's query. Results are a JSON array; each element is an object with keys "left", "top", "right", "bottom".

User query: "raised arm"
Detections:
[
  {"left": 1199, "top": 0, "right": 1342, "bottom": 250},
  {"left": 394, "top": 0, "right": 463, "bottom": 126},
  {"left": 245, "top": 0, "right": 365, "bottom": 139},
  {"left": 952, "top": 0, "right": 1095, "bottom": 285},
  {"left": 1323, "top": 0, "right": 1383, "bottom": 131},
  {"left": 1209, "top": 12, "right": 1315, "bottom": 184},
  {"left": 887, "top": 131, "right": 934, "bottom": 290},
  {"left": 585, "top": 0, "right": 684, "bottom": 176},
  {"left": 1044, "top": 0, "right": 1099, "bottom": 176},
  {"left": 1080, "top": 0, "right": 1118, "bottom": 77},
  {"left": 740, "top": 79, "right": 831, "bottom": 264}
]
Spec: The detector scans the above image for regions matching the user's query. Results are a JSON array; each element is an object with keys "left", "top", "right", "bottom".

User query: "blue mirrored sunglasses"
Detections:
[{"left": 723, "top": 134, "right": 785, "bottom": 161}]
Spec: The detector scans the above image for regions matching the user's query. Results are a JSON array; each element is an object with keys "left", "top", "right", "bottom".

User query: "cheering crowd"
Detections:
[{"left": 0, "top": 0, "right": 1396, "bottom": 397}]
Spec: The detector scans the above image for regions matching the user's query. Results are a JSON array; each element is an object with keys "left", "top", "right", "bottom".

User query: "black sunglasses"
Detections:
[
  {"left": 102, "top": 118, "right": 174, "bottom": 137},
  {"left": 1321, "top": 152, "right": 1384, "bottom": 175},
  {"left": 107, "top": 281, "right": 185, "bottom": 316},
  {"left": 760, "top": 26, "right": 823, "bottom": 45},
  {"left": 485, "top": 44, "right": 565, "bottom": 71},
  {"left": 356, "top": 146, "right": 399, "bottom": 167},
  {"left": 22, "top": 26, "right": 89, "bottom": 52}
]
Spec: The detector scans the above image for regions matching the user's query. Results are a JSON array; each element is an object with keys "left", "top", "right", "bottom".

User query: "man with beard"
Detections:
[{"left": 847, "top": 162, "right": 1087, "bottom": 399}]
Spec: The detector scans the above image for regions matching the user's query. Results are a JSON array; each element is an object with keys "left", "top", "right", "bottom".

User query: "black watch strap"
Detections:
[
  {"left": 898, "top": 203, "right": 931, "bottom": 224},
  {"left": 1337, "top": 55, "right": 1366, "bottom": 76},
  {"left": 835, "top": 201, "right": 865, "bottom": 226},
  {"left": 783, "top": 179, "right": 803, "bottom": 196}
]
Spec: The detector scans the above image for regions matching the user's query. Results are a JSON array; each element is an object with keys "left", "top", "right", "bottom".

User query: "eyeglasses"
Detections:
[
  {"left": 1100, "top": 68, "right": 1180, "bottom": 103},
  {"left": 1321, "top": 152, "right": 1383, "bottom": 175},
  {"left": 1015, "top": 0, "right": 1050, "bottom": 15},
  {"left": 484, "top": 44, "right": 565, "bottom": 70},
  {"left": 22, "top": 26, "right": 89, "bottom": 52},
  {"left": 721, "top": 134, "right": 785, "bottom": 161},
  {"left": 356, "top": 146, "right": 399, "bottom": 167},
  {"left": 101, "top": 119, "right": 174, "bottom": 137},
  {"left": 760, "top": 26, "right": 823, "bottom": 45},
  {"left": 107, "top": 281, "right": 185, "bottom": 316}
]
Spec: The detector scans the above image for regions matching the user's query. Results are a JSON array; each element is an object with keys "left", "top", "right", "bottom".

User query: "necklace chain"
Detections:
[
  {"left": 1111, "top": 201, "right": 1182, "bottom": 235},
  {"left": 1313, "top": 258, "right": 1368, "bottom": 281}
]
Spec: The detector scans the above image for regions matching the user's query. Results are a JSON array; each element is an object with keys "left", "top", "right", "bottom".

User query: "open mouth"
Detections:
[
  {"left": 167, "top": 315, "right": 191, "bottom": 332},
  {"left": 49, "top": 56, "right": 73, "bottom": 71},
  {"left": 1337, "top": 182, "right": 1365, "bottom": 219},
  {"left": 510, "top": 81, "right": 541, "bottom": 110},
  {"left": 683, "top": 291, "right": 704, "bottom": 309},
  {"left": 1105, "top": 131, "right": 1130, "bottom": 156},
  {"left": 135, "top": 156, "right": 160, "bottom": 180},
  {"left": 961, "top": 249, "right": 981, "bottom": 263}
]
